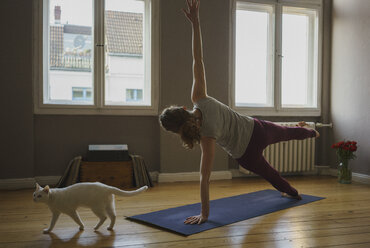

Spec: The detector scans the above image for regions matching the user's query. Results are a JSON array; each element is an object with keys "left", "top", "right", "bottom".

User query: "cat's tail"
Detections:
[{"left": 109, "top": 185, "right": 148, "bottom": 197}]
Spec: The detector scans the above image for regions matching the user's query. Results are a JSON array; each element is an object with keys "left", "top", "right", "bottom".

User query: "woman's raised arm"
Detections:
[{"left": 182, "top": 0, "right": 207, "bottom": 103}]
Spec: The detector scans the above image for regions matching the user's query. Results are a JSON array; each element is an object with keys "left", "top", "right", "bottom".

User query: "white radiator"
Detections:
[{"left": 239, "top": 122, "right": 316, "bottom": 174}]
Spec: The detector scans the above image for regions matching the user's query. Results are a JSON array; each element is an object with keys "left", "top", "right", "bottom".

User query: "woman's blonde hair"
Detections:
[{"left": 159, "top": 106, "right": 200, "bottom": 149}]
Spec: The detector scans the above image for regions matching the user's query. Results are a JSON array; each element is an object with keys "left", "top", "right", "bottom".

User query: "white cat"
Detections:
[{"left": 33, "top": 182, "right": 148, "bottom": 233}]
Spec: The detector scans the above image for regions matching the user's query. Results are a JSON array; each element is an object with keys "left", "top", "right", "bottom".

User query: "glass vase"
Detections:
[{"left": 338, "top": 159, "right": 352, "bottom": 184}]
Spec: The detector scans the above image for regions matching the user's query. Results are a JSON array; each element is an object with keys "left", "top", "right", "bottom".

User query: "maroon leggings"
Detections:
[{"left": 236, "top": 118, "right": 316, "bottom": 196}]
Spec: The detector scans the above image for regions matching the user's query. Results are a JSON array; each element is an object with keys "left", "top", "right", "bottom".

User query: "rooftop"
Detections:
[{"left": 49, "top": 11, "right": 143, "bottom": 70}]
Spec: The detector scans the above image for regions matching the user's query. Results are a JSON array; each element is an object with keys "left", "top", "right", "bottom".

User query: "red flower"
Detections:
[{"left": 331, "top": 140, "right": 358, "bottom": 152}]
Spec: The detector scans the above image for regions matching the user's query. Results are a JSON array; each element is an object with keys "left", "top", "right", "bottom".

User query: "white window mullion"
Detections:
[
  {"left": 267, "top": 3, "right": 275, "bottom": 109},
  {"left": 307, "top": 12, "right": 315, "bottom": 107},
  {"left": 144, "top": 0, "right": 152, "bottom": 107},
  {"left": 94, "top": 0, "right": 105, "bottom": 109},
  {"left": 274, "top": 2, "right": 282, "bottom": 112},
  {"left": 42, "top": 0, "right": 50, "bottom": 105}
]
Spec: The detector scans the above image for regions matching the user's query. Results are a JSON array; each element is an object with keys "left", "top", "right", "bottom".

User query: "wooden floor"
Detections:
[{"left": 1, "top": 176, "right": 370, "bottom": 248}]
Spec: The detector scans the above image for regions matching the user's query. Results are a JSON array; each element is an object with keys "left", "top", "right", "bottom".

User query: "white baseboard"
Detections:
[
  {"left": 233, "top": 166, "right": 370, "bottom": 184},
  {"left": 1, "top": 168, "right": 369, "bottom": 189},
  {"left": 149, "top": 171, "right": 159, "bottom": 182},
  {"left": 323, "top": 168, "right": 337, "bottom": 177},
  {"left": 0, "top": 176, "right": 62, "bottom": 190},
  {"left": 322, "top": 168, "right": 370, "bottom": 184},
  {"left": 35, "top": 176, "right": 61, "bottom": 186},
  {"left": 315, "top": 166, "right": 336, "bottom": 176},
  {"left": 0, "top": 172, "right": 160, "bottom": 190},
  {"left": 230, "top": 168, "right": 254, "bottom": 178},
  {"left": 265, "top": 165, "right": 370, "bottom": 185},
  {"left": 0, "top": 178, "right": 36, "bottom": 190},
  {"left": 231, "top": 167, "right": 320, "bottom": 178},
  {"left": 352, "top": 172, "right": 370, "bottom": 184},
  {"left": 158, "top": 171, "right": 232, "bottom": 183}
]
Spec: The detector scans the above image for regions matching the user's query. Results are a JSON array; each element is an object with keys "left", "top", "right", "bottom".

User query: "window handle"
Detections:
[{"left": 96, "top": 44, "right": 105, "bottom": 47}]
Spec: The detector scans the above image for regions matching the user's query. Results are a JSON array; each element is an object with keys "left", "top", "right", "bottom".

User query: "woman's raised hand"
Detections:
[{"left": 182, "top": 0, "right": 200, "bottom": 23}]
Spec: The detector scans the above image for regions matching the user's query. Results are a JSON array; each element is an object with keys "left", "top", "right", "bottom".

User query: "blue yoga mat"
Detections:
[{"left": 127, "top": 189, "right": 325, "bottom": 236}]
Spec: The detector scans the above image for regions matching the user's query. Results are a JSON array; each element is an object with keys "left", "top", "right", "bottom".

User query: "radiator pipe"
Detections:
[{"left": 315, "top": 123, "right": 333, "bottom": 128}]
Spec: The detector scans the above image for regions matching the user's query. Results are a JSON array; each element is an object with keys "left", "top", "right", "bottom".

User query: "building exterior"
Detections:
[{"left": 49, "top": 6, "right": 144, "bottom": 104}]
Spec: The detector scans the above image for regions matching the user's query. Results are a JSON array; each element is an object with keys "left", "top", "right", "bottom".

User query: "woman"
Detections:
[{"left": 159, "top": 0, "right": 319, "bottom": 225}]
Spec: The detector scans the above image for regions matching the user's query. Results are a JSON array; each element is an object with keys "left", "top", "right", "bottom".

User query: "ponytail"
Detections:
[{"left": 180, "top": 120, "right": 201, "bottom": 149}]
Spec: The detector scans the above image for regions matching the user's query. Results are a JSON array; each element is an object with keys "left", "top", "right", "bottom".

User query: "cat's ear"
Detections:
[
  {"left": 36, "top": 183, "right": 40, "bottom": 190},
  {"left": 43, "top": 185, "right": 50, "bottom": 193}
]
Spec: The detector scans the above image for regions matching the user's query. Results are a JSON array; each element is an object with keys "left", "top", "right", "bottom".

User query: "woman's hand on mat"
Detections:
[
  {"left": 182, "top": 0, "right": 200, "bottom": 23},
  {"left": 184, "top": 214, "right": 207, "bottom": 225},
  {"left": 281, "top": 192, "right": 302, "bottom": 200}
]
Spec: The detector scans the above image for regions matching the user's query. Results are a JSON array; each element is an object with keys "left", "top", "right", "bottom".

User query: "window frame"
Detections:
[
  {"left": 229, "top": 0, "right": 323, "bottom": 116},
  {"left": 32, "top": 0, "right": 160, "bottom": 116}
]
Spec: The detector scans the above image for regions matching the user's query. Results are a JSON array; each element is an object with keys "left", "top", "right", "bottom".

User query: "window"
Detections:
[
  {"left": 33, "top": 0, "right": 159, "bottom": 115},
  {"left": 232, "top": 0, "right": 322, "bottom": 116},
  {"left": 72, "top": 87, "right": 92, "bottom": 101},
  {"left": 126, "top": 89, "right": 143, "bottom": 102}
]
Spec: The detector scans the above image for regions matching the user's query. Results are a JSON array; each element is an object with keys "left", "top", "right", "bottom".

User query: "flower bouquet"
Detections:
[{"left": 331, "top": 140, "right": 357, "bottom": 184}]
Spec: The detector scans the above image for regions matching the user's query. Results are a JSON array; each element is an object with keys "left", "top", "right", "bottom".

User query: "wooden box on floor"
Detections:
[{"left": 79, "top": 161, "right": 134, "bottom": 189}]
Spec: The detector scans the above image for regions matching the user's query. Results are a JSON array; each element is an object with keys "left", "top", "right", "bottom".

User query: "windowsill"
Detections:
[
  {"left": 232, "top": 107, "right": 321, "bottom": 117},
  {"left": 34, "top": 105, "right": 159, "bottom": 116}
]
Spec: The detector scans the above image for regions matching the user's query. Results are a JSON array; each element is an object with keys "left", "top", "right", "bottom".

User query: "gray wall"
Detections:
[
  {"left": 3, "top": 0, "right": 364, "bottom": 181},
  {"left": 331, "top": 0, "right": 370, "bottom": 175},
  {"left": 159, "top": 0, "right": 332, "bottom": 173},
  {"left": 319, "top": 0, "right": 333, "bottom": 168},
  {"left": 0, "top": 0, "right": 160, "bottom": 179},
  {"left": 159, "top": 0, "right": 230, "bottom": 173},
  {"left": 0, "top": 0, "right": 34, "bottom": 179},
  {"left": 34, "top": 116, "right": 160, "bottom": 176}
]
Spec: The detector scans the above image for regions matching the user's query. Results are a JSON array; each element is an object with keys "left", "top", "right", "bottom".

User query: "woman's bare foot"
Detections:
[
  {"left": 297, "top": 121, "right": 320, "bottom": 138},
  {"left": 297, "top": 121, "right": 308, "bottom": 127},
  {"left": 281, "top": 192, "right": 302, "bottom": 200}
]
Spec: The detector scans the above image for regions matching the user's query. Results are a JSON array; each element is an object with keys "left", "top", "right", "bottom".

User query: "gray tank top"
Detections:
[{"left": 193, "top": 96, "right": 254, "bottom": 158}]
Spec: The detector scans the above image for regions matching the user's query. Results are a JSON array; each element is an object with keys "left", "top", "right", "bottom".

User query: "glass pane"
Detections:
[
  {"left": 105, "top": 0, "right": 146, "bottom": 105},
  {"left": 47, "top": 0, "right": 94, "bottom": 104},
  {"left": 281, "top": 7, "right": 318, "bottom": 108},
  {"left": 126, "top": 89, "right": 143, "bottom": 102},
  {"left": 72, "top": 89, "right": 83, "bottom": 99},
  {"left": 86, "top": 90, "right": 92, "bottom": 98},
  {"left": 235, "top": 3, "right": 274, "bottom": 107},
  {"left": 72, "top": 87, "right": 92, "bottom": 101}
]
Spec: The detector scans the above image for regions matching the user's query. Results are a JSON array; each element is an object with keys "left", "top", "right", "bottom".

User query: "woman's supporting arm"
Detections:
[
  {"left": 184, "top": 136, "right": 215, "bottom": 224},
  {"left": 199, "top": 136, "right": 215, "bottom": 218},
  {"left": 182, "top": 0, "right": 207, "bottom": 103}
]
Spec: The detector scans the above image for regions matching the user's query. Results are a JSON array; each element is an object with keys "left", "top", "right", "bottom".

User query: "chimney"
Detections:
[{"left": 54, "top": 5, "right": 61, "bottom": 24}]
